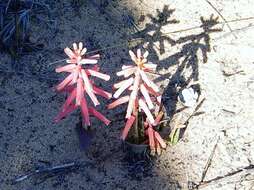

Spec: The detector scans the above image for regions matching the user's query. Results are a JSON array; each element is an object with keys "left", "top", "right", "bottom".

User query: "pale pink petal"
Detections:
[
  {"left": 154, "top": 131, "right": 166, "bottom": 149},
  {"left": 137, "top": 49, "right": 141, "bottom": 59},
  {"left": 121, "top": 115, "right": 136, "bottom": 140},
  {"left": 116, "top": 67, "right": 136, "bottom": 78},
  {"left": 113, "top": 77, "right": 134, "bottom": 89},
  {"left": 126, "top": 72, "right": 140, "bottom": 118},
  {"left": 140, "top": 84, "right": 154, "bottom": 109},
  {"left": 76, "top": 78, "right": 83, "bottom": 106},
  {"left": 93, "top": 86, "right": 112, "bottom": 99},
  {"left": 54, "top": 104, "right": 77, "bottom": 123},
  {"left": 113, "top": 78, "right": 134, "bottom": 98},
  {"left": 139, "top": 69, "right": 159, "bottom": 92},
  {"left": 80, "top": 48, "right": 87, "bottom": 56},
  {"left": 129, "top": 50, "right": 137, "bottom": 62},
  {"left": 64, "top": 47, "right": 75, "bottom": 59},
  {"left": 107, "top": 96, "right": 129, "bottom": 109},
  {"left": 78, "top": 42, "right": 83, "bottom": 51},
  {"left": 73, "top": 43, "right": 78, "bottom": 51},
  {"left": 56, "top": 73, "right": 73, "bottom": 91},
  {"left": 55, "top": 64, "right": 76, "bottom": 73},
  {"left": 143, "top": 51, "right": 149, "bottom": 58},
  {"left": 87, "top": 69, "right": 110, "bottom": 81},
  {"left": 81, "top": 69, "right": 99, "bottom": 106},
  {"left": 139, "top": 99, "right": 155, "bottom": 124},
  {"left": 88, "top": 107, "right": 111, "bottom": 126},
  {"left": 79, "top": 59, "right": 98, "bottom": 64},
  {"left": 80, "top": 96, "right": 90, "bottom": 126}
]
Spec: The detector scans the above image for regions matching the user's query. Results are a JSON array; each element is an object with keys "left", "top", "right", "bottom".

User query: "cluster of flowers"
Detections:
[{"left": 55, "top": 42, "right": 166, "bottom": 154}]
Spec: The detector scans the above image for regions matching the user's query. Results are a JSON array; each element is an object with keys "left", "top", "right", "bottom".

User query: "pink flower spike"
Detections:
[
  {"left": 107, "top": 95, "right": 129, "bottom": 109},
  {"left": 80, "top": 96, "right": 90, "bottom": 126},
  {"left": 113, "top": 78, "right": 134, "bottom": 98},
  {"left": 154, "top": 131, "right": 166, "bottom": 149},
  {"left": 138, "top": 99, "right": 155, "bottom": 124},
  {"left": 81, "top": 69, "right": 99, "bottom": 106},
  {"left": 147, "top": 126, "right": 155, "bottom": 151},
  {"left": 54, "top": 104, "right": 77, "bottom": 123},
  {"left": 76, "top": 78, "right": 83, "bottom": 106},
  {"left": 140, "top": 84, "right": 154, "bottom": 109},
  {"left": 64, "top": 47, "right": 75, "bottom": 59},
  {"left": 56, "top": 73, "right": 73, "bottom": 91},
  {"left": 55, "top": 64, "right": 76, "bottom": 73},
  {"left": 139, "top": 69, "right": 159, "bottom": 92},
  {"left": 121, "top": 115, "right": 136, "bottom": 140},
  {"left": 88, "top": 107, "right": 111, "bottom": 126},
  {"left": 93, "top": 86, "right": 112, "bottom": 99},
  {"left": 87, "top": 69, "right": 110, "bottom": 81},
  {"left": 79, "top": 59, "right": 98, "bottom": 65}
]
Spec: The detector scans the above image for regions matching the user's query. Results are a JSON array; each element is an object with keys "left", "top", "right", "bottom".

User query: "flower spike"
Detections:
[{"left": 55, "top": 42, "right": 111, "bottom": 127}]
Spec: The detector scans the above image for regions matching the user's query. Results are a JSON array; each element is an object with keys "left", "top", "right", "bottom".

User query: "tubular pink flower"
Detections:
[
  {"left": 55, "top": 64, "right": 76, "bottom": 73},
  {"left": 116, "top": 67, "right": 135, "bottom": 78},
  {"left": 87, "top": 69, "right": 110, "bottom": 81},
  {"left": 80, "top": 96, "right": 90, "bottom": 126},
  {"left": 108, "top": 96, "right": 130, "bottom": 109},
  {"left": 147, "top": 126, "right": 155, "bottom": 151},
  {"left": 138, "top": 99, "right": 155, "bottom": 124},
  {"left": 140, "top": 84, "right": 154, "bottom": 109},
  {"left": 76, "top": 78, "right": 83, "bottom": 106},
  {"left": 81, "top": 69, "right": 99, "bottom": 106},
  {"left": 139, "top": 69, "right": 159, "bottom": 92},
  {"left": 56, "top": 73, "right": 73, "bottom": 91},
  {"left": 62, "top": 88, "right": 77, "bottom": 111},
  {"left": 93, "top": 86, "right": 112, "bottom": 99},
  {"left": 126, "top": 72, "right": 140, "bottom": 118},
  {"left": 113, "top": 78, "right": 134, "bottom": 89},
  {"left": 54, "top": 104, "right": 77, "bottom": 123},
  {"left": 88, "top": 107, "right": 111, "bottom": 126},
  {"left": 121, "top": 115, "right": 136, "bottom": 140},
  {"left": 154, "top": 131, "right": 166, "bottom": 149},
  {"left": 113, "top": 78, "right": 134, "bottom": 98}
]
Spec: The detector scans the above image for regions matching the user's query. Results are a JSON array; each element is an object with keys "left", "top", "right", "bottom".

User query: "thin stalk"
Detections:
[{"left": 132, "top": 110, "right": 139, "bottom": 144}]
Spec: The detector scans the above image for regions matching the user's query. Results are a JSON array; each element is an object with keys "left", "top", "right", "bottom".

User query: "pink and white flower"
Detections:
[
  {"left": 55, "top": 42, "right": 111, "bottom": 126},
  {"left": 108, "top": 49, "right": 166, "bottom": 152}
]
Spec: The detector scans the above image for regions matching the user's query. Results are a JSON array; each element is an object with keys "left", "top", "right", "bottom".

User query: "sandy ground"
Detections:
[{"left": 0, "top": 0, "right": 254, "bottom": 189}]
